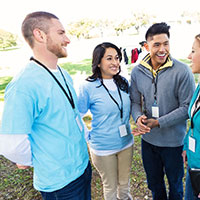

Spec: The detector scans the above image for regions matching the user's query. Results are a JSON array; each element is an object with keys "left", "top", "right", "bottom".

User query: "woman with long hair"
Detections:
[
  {"left": 78, "top": 42, "right": 134, "bottom": 200},
  {"left": 183, "top": 34, "right": 200, "bottom": 200}
]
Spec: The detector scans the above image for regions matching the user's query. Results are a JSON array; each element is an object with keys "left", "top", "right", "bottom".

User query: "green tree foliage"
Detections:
[
  {"left": 66, "top": 12, "right": 154, "bottom": 39},
  {"left": 0, "top": 29, "right": 18, "bottom": 50},
  {"left": 114, "top": 19, "right": 133, "bottom": 36},
  {"left": 95, "top": 19, "right": 111, "bottom": 37},
  {"left": 67, "top": 19, "right": 95, "bottom": 39},
  {"left": 181, "top": 11, "right": 200, "bottom": 24},
  {"left": 113, "top": 13, "right": 154, "bottom": 36},
  {"left": 130, "top": 12, "right": 154, "bottom": 33}
]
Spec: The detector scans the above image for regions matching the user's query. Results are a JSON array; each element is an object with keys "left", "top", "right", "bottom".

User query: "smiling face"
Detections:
[
  {"left": 99, "top": 47, "right": 120, "bottom": 79},
  {"left": 188, "top": 37, "right": 200, "bottom": 74},
  {"left": 46, "top": 18, "right": 70, "bottom": 58},
  {"left": 147, "top": 33, "right": 170, "bottom": 70}
]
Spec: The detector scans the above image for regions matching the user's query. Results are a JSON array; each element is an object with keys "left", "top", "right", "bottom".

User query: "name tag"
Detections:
[
  {"left": 152, "top": 105, "right": 159, "bottom": 118},
  {"left": 189, "top": 136, "right": 196, "bottom": 153},
  {"left": 119, "top": 124, "right": 128, "bottom": 137}
]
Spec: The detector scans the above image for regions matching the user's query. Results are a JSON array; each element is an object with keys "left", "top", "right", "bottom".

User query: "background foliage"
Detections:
[{"left": 0, "top": 29, "right": 18, "bottom": 50}]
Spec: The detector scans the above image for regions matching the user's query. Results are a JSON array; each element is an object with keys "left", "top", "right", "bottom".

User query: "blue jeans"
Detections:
[
  {"left": 40, "top": 162, "right": 92, "bottom": 200},
  {"left": 185, "top": 168, "right": 200, "bottom": 200},
  {"left": 142, "top": 139, "right": 184, "bottom": 200}
]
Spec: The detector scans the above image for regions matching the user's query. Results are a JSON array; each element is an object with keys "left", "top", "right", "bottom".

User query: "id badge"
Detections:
[
  {"left": 119, "top": 124, "right": 128, "bottom": 137},
  {"left": 189, "top": 136, "right": 196, "bottom": 153},
  {"left": 152, "top": 105, "right": 159, "bottom": 118},
  {"left": 75, "top": 115, "right": 83, "bottom": 132}
]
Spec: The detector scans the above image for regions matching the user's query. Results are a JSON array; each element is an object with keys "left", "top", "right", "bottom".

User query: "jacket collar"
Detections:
[{"left": 140, "top": 53, "right": 173, "bottom": 77}]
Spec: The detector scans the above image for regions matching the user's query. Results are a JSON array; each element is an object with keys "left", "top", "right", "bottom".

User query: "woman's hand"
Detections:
[
  {"left": 131, "top": 127, "right": 146, "bottom": 136},
  {"left": 182, "top": 150, "right": 187, "bottom": 167},
  {"left": 16, "top": 163, "right": 30, "bottom": 169},
  {"left": 136, "top": 115, "right": 151, "bottom": 133}
]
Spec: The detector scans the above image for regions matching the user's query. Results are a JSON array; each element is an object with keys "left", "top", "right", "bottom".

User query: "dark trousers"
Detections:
[
  {"left": 40, "top": 162, "right": 92, "bottom": 200},
  {"left": 141, "top": 139, "right": 184, "bottom": 200}
]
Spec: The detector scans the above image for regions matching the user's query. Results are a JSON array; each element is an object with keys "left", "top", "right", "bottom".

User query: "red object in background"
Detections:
[{"left": 131, "top": 48, "right": 139, "bottom": 63}]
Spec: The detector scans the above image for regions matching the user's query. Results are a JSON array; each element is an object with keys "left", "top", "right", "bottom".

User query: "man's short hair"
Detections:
[
  {"left": 145, "top": 22, "right": 170, "bottom": 41},
  {"left": 21, "top": 11, "right": 59, "bottom": 48},
  {"left": 139, "top": 41, "right": 147, "bottom": 47}
]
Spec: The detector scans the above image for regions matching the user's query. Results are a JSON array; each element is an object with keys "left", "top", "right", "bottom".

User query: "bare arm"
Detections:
[{"left": 182, "top": 150, "right": 187, "bottom": 167}]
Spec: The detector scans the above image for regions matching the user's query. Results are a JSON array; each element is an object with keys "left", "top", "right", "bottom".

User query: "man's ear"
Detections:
[
  {"left": 33, "top": 28, "right": 46, "bottom": 43},
  {"left": 144, "top": 43, "right": 149, "bottom": 52}
]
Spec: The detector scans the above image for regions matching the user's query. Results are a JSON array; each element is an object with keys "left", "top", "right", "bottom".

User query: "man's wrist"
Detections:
[{"left": 156, "top": 119, "right": 160, "bottom": 128}]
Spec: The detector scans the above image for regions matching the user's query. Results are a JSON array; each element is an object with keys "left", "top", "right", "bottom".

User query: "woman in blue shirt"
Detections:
[
  {"left": 78, "top": 42, "right": 134, "bottom": 200},
  {"left": 183, "top": 34, "right": 200, "bottom": 200}
]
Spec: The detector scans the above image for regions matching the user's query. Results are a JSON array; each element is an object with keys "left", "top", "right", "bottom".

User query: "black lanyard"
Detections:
[
  {"left": 152, "top": 72, "right": 159, "bottom": 103},
  {"left": 101, "top": 81, "right": 123, "bottom": 120},
  {"left": 30, "top": 57, "right": 75, "bottom": 109},
  {"left": 191, "top": 93, "right": 200, "bottom": 130}
]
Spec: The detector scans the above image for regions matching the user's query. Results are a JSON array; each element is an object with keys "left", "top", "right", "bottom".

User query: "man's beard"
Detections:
[{"left": 47, "top": 37, "right": 67, "bottom": 58}]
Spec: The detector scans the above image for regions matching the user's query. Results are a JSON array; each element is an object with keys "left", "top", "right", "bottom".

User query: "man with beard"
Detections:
[
  {"left": 130, "top": 22, "right": 195, "bottom": 200},
  {"left": 0, "top": 11, "right": 91, "bottom": 200}
]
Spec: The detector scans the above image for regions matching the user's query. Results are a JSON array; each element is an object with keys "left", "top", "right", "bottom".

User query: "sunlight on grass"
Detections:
[
  {"left": 0, "top": 76, "right": 12, "bottom": 101},
  {"left": 60, "top": 59, "right": 92, "bottom": 75}
]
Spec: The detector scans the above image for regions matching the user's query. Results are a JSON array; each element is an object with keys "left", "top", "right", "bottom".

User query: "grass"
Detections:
[
  {"left": 0, "top": 159, "right": 38, "bottom": 200},
  {"left": 0, "top": 58, "right": 193, "bottom": 199},
  {"left": 60, "top": 59, "right": 92, "bottom": 75},
  {"left": 0, "top": 76, "right": 12, "bottom": 101},
  {"left": 0, "top": 47, "right": 20, "bottom": 52}
]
